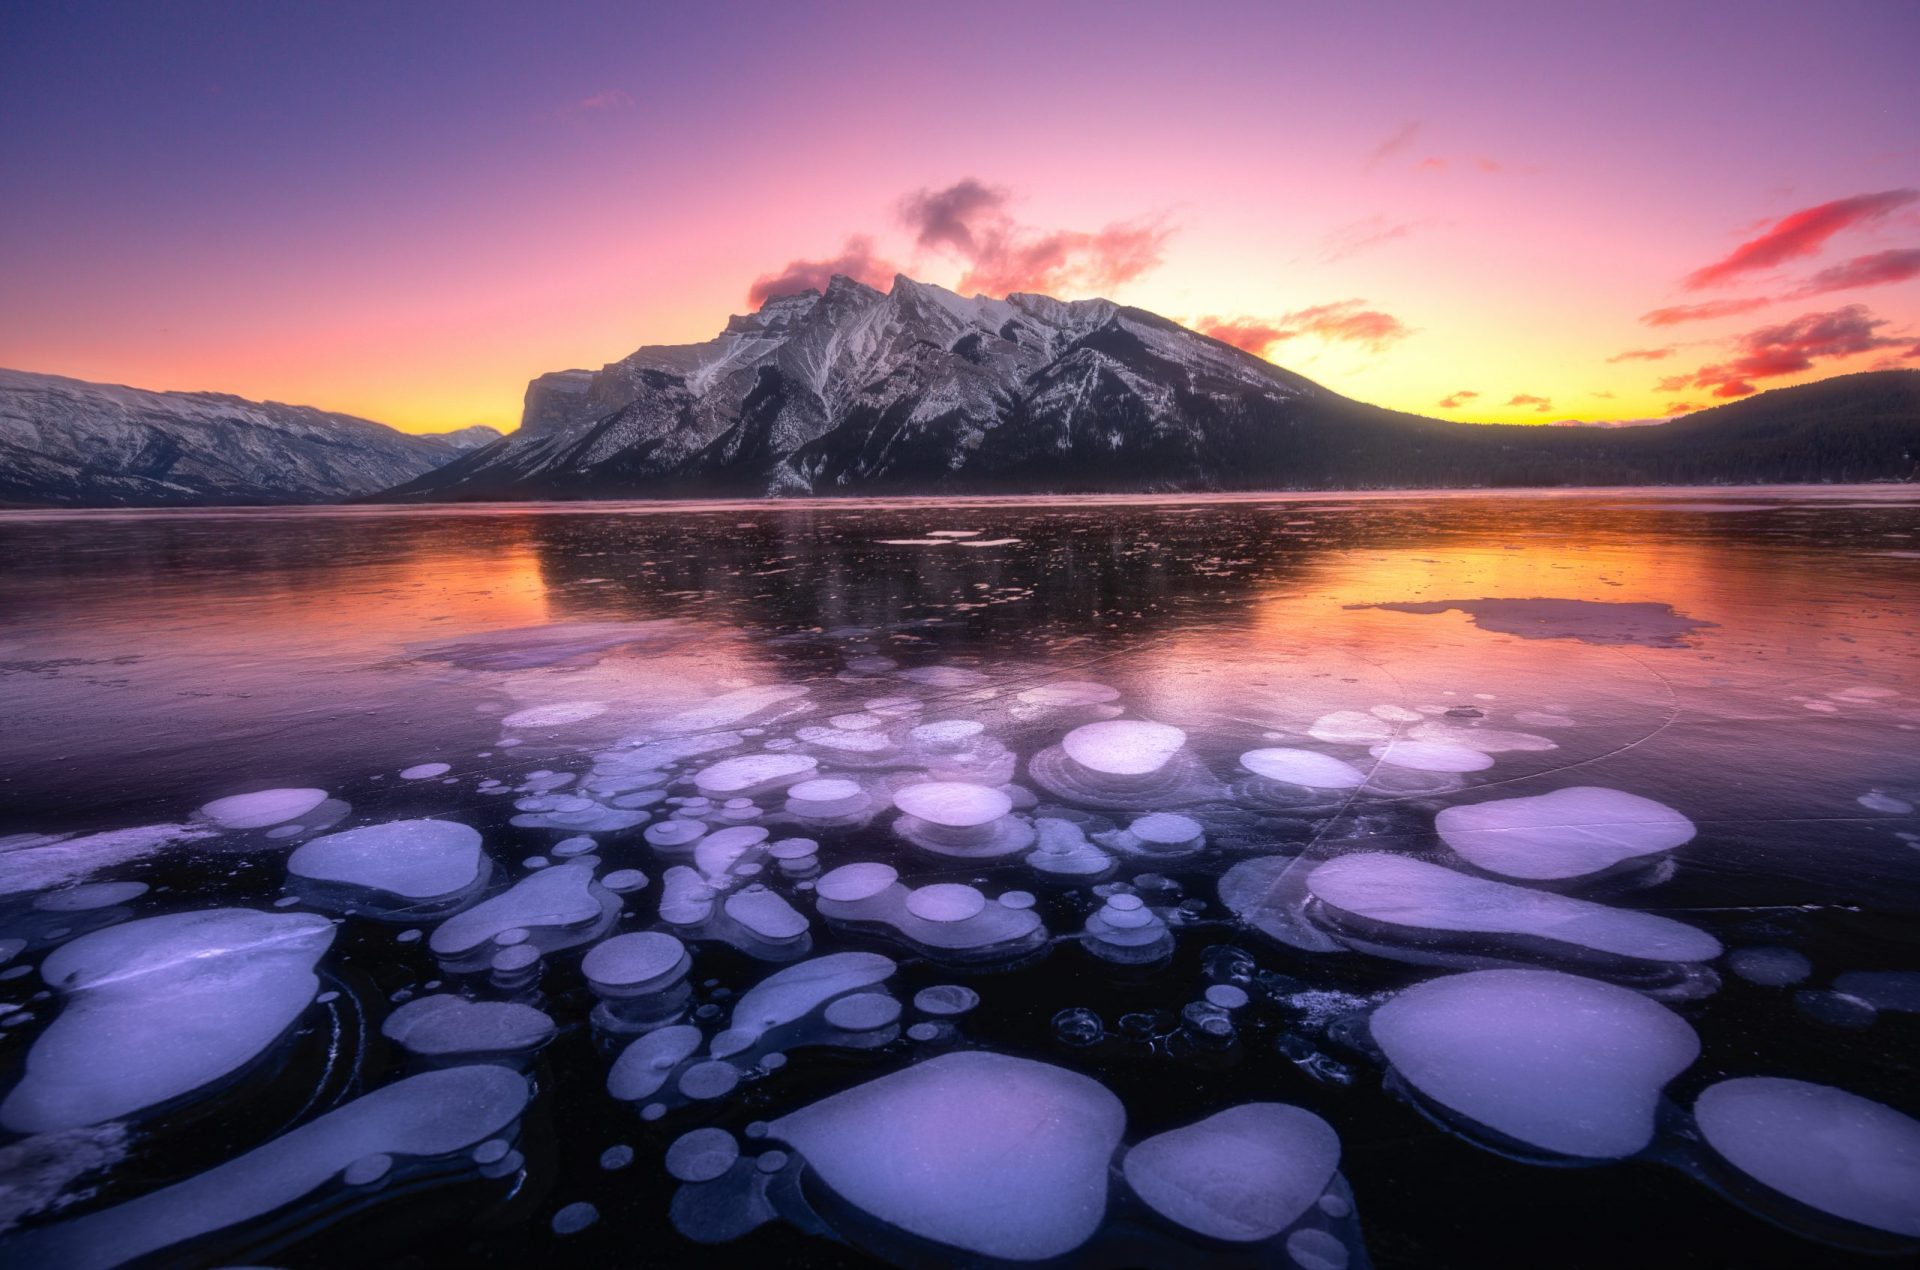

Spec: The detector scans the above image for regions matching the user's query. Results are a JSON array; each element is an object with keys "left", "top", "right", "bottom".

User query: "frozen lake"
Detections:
[{"left": 1, "top": 487, "right": 1917, "bottom": 1267}]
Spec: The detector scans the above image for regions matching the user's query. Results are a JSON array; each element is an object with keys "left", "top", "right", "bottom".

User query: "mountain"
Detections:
[
  {"left": 380, "top": 275, "right": 1920, "bottom": 501},
  {"left": 0, "top": 370, "right": 477, "bottom": 507},
  {"left": 419, "top": 424, "right": 505, "bottom": 451}
]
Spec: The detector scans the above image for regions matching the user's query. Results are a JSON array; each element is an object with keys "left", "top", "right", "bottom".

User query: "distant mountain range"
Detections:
[
  {"left": 0, "top": 369, "right": 498, "bottom": 506},
  {"left": 384, "top": 275, "right": 1920, "bottom": 499},
  {"left": 3, "top": 276, "right": 1914, "bottom": 507}
]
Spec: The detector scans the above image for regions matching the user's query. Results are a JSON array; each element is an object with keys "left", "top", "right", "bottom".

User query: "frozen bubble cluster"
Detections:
[
  {"left": 1371, "top": 969, "right": 1699, "bottom": 1159},
  {"left": 2, "top": 908, "right": 334, "bottom": 1133},
  {"left": 429, "top": 861, "right": 620, "bottom": 972},
  {"left": 814, "top": 862, "right": 1046, "bottom": 962},
  {"left": 1029, "top": 720, "right": 1222, "bottom": 810},
  {"left": 1435, "top": 786, "right": 1696, "bottom": 880}
]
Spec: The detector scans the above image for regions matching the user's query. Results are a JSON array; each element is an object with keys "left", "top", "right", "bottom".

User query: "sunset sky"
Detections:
[{"left": 2, "top": 0, "right": 1916, "bottom": 433}]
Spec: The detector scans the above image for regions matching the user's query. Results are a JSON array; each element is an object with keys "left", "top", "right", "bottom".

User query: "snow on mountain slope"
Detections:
[
  {"left": 0, "top": 369, "right": 474, "bottom": 506},
  {"left": 384, "top": 273, "right": 1324, "bottom": 499}
]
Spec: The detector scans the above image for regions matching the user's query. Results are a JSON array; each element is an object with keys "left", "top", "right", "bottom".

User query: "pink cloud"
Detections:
[
  {"left": 1606, "top": 346, "right": 1676, "bottom": 363},
  {"left": 1682, "top": 189, "right": 1917, "bottom": 289},
  {"left": 1640, "top": 297, "right": 1773, "bottom": 327},
  {"left": 545, "top": 89, "right": 634, "bottom": 122},
  {"left": 1196, "top": 300, "right": 1412, "bottom": 357},
  {"left": 747, "top": 236, "right": 897, "bottom": 306},
  {"left": 1507, "top": 393, "right": 1553, "bottom": 412},
  {"left": 1436, "top": 390, "right": 1479, "bottom": 409},
  {"left": 1367, "top": 120, "right": 1421, "bottom": 166},
  {"left": 1662, "top": 303, "right": 1908, "bottom": 398},
  {"left": 899, "top": 179, "right": 1172, "bottom": 297},
  {"left": 1787, "top": 247, "right": 1920, "bottom": 297}
]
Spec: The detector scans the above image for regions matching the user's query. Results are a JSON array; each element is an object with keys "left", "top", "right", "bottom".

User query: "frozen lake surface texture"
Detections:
[{"left": 0, "top": 487, "right": 1916, "bottom": 1268}]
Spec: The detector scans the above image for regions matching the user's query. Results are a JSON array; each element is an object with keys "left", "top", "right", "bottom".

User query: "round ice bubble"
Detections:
[
  {"left": 816, "top": 862, "right": 899, "bottom": 902},
  {"left": 1367, "top": 740, "right": 1493, "bottom": 773},
  {"left": 1128, "top": 813, "right": 1202, "bottom": 847},
  {"left": 1062, "top": 720, "right": 1187, "bottom": 777},
  {"left": 824, "top": 992, "right": 902, "bottom": 1030},
  {"left": 905, "top": 883, "right": 988, "bottom": 923},
  {"left": 1122, "top": 1102, "right": 1340, "bottom": 1242},
  {"left": 894, "top": 782, "right": 1011, "bottom": 828},
  {"left": 1370, "top": 968, "right": 1699, "bottom": 1159},
  {"left": 1695, "top": 1077, "right": 1920, "bottom": 1236},
  {"left": 199, "top": 788, "right": 328, "bottom": 830},
  {"left": 582, "top": 932, "right": 688, "bottom": 991},
  {"left": 693, "top": 753, "right": 816, "bottom": 794},
  {"left": 1435, "top": 786, "right": 1696, "bottom": 880},
  {"left": 788, "top": 777, "right": 862, "bottom": 805},
  {"left": 665, "top": 1127, "right": 740, "bottom": 1182},
  {"left": 1241, "top": 748, "right": 1367, "bottom": 789}
]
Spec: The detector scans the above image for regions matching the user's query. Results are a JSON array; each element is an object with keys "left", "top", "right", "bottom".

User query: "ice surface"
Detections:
[
  {"left": 0, "top": 823, "right": 217, "bottom": 897},
  {"left": 1695, "top": 1077, "right": 1920, "bottom": 1236},
  {"left": 2, "top": 908, "right": 335, "bottom": 1133},
  {"left": 1831, "top": 970, "right": 1920, "bottom": 1012},
  {"left": 770, "top": 1051, "right": 1124, "bottom": 1259},
  {"left": 288, "top": 819, "right": 489, "bottom": 906},
  {"left": 8, "top": 1066, "right": 529, "bottom": 1270},
  {"left": 501, "top": 701, "right": 606, "bottom": 728},
  {"left": 1360, "top": 598, "right": 1713, "bottom": 647},
  {"left": 1122, "top": 1102, "right": 1340, "bottom": 1241},
  {"left": 1435, "top": 787, "right": 1696, "bottom": 880},
  {"left": 1241, "top": 748, "right": 1367, "bottom": 789},
  {"left": 1306, "top": 852, "right": 1721, "bottom": 965},
  {"left": 1370, "top": 969, "right": 1699, "bottom": 1158},
  {"left": 1061, "top": 720, "right": 1187, "bottom": 776},
  {"left": 199, "top": 788, "right": 327, "bottom": 829}
]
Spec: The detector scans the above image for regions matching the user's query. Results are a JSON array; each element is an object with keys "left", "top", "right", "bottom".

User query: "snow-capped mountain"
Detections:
[
  {"left": 383, "top": 274, "right": 1918, "bottom": 499},
  {"left": 419, "top": 424, "right": 505, "bottom": 451},
  {"left": 383, "top": 274, "right": 1340, "bottom": 498},
  {"left": 0, "top": 370, "right": 480, "bottom": 506}
]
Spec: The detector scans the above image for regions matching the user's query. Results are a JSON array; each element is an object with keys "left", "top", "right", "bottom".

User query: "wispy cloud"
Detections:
[
  {"left": 1196, "top": 300, "right": 1412, "bottom": 357},
  {"left": 1640, "top": 297, "right": 1773, "bottom": 327},
  {"left": 1681, "top": 189, "right": 1917, "bottom": 289},
  {"left": 1606, "top": 346, "right": 1676, "bottom": 363},
  {"left": 1507, "top": 393, "right": 1553, "bottom": 412},
  {"left": 544, "top": 88, "right": 634, "bottom": 122},
  {"left": 1436, "top": 390, "right": 1479, "bottom": 409},
  {"left": 1786, "top": 247, "right": 1920, "bottom": 298},
  {"left": 1659, "top": 303, "right": 1910, "bottom": 398},
  {"left": 1322, "top": 214, "right": 1430, "bottom": 262},
  {"left": 1367, "top": 120, "right": 1420, "bottom": 167}
]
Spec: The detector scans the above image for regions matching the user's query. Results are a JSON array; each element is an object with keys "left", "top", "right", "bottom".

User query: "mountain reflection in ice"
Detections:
[{"left": 0, "top": 488, "right": 1917, "bottom": 1267}]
